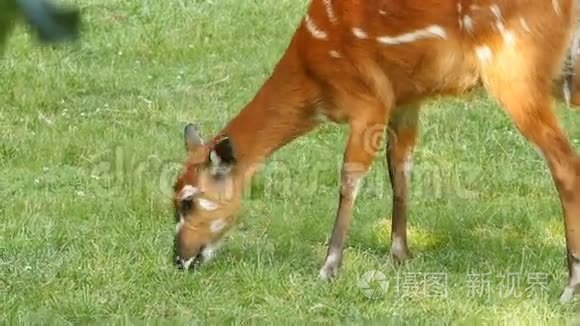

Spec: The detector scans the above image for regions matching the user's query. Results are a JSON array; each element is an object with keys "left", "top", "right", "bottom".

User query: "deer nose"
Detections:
[{"left": 175, "top": 256, "right": 185, "bottom": 269}]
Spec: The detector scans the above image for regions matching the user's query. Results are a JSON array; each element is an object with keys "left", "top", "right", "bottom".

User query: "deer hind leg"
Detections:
[
  {"left": 386, "top": 104, "right": 420, "bottom": 264},
  {"left": 569, "top": 7, "right": 580, "bottom": 106},
  {"left": 562, "top": 25, "right": 580, "bottom": 106},
  {"left": 319, "top": 98, "right": 390, "bottom": 281},
  {"left": 479, "top": 36, "right": 580, "bottom": 303},
  {"left": 571, "top": 30, "right": 580, "bottom": 106}
]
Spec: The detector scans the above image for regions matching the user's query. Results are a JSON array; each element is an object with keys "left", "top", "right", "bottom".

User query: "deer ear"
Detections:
[
  {"left": 183, "top": 123, "right": 204, "bottom": 151},
  {"left": 208, "top": 137, "right": 236, "bottom": 176}
]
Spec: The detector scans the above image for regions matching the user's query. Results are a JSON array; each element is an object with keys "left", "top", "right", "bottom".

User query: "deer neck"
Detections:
[{"left": 215, "top": 37, "right": 320, "bottom": 185}]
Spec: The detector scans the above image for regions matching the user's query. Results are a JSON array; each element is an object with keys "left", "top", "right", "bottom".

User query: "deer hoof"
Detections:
[
  {"left": 559, "top": 285, "right": 578, "bottom": 304},
  {"left": 319, "top": 263, "right": 339, "bottom": 281},
  {"left": 392, "top": 250, "right": 413, "bottom": 265}
]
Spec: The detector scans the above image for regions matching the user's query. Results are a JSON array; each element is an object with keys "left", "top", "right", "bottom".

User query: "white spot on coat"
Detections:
[
  {"left": 475, "top": 46, "right": 493, "bottom": 63},
  {"left": 495, "top": 21, "right": 515, "bottom": 46},
  {"left": 352, "top": 27, "right": 369, "bottom": 39},
  {"left": 490, "top": 4, "right": 502, "bottom": 20},
  {"left": 323, "top": 0, "right": 338, "bottom": 24},
  {"left": 502, "top": 30, "right": 515, "bottom": 46},
  {"left": 210, "top": 218, "right": 226, "bottom": 233},
  {"left": 377, "top": 25, "right": 447, "bottom": 45},
  {"left": 305, "top": 15, "right": 328, "bottom": 40},
  {"left": 198, "top": 198, "right": 219, "bottom": 211},
  {"left": 329, "top": 50, "right": 342, "bottom": 58},
  {"left": 462, "top": 16, "right": 473, "bottom": 33}
]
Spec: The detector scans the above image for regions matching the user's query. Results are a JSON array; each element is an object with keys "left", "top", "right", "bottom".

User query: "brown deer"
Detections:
[{"left": 172, "top": 0, "right": 580, "bottom": 303}]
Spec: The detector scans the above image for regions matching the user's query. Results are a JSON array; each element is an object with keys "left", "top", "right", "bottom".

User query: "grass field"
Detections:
[{"left": 2, "top": 0, "right": 580, "bottom": 323}]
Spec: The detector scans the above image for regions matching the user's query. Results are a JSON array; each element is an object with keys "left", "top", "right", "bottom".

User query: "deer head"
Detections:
[{"left": 172, "top": 123, "right": 242, "bottom": 270}]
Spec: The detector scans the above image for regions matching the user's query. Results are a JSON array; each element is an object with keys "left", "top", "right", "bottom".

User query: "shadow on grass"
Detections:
[{"left": 193, "top": 216, "right": 566, "bottom": 278}]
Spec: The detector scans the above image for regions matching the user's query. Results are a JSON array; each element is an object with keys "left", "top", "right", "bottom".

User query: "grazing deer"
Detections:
[{"left": 172, "top": 0, "right": 580, "bottom": 303}]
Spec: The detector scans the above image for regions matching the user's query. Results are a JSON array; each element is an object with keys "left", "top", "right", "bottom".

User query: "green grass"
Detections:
[{"left": 2, "top": 0, "right": 580, "bottom": 323}]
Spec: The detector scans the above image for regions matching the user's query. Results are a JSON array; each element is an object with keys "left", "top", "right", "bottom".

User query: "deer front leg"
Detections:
[
  {"left": 319, "top": 116, "right": 388, "bottom": 281},
  {"left": 386, "top": 105, "right": 420, "bottom": 264}
]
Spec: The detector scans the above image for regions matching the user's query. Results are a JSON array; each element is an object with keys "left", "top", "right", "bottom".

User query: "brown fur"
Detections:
[{"left": 173, "top": 0, "right": 580, "bottom": 302}]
